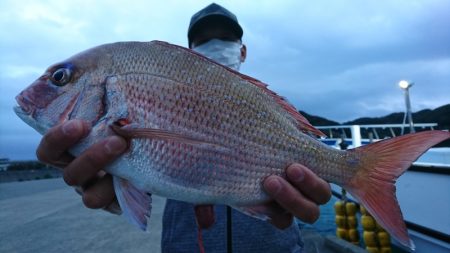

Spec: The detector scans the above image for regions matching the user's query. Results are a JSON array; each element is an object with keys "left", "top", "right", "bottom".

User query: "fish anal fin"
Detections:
[{"left": 112, "top": 176, "right": 152, "bottom": 231}]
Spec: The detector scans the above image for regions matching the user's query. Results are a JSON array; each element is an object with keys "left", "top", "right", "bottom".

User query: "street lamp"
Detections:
[{"left": 398, "top": 80, "right": 415, "bottom": 134}]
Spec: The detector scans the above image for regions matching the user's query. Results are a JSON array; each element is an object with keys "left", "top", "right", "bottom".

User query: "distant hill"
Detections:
[
  {"left": 301, "top": 104, "right": 450, "bottom": 146},
  {"left": 299, "top": 111, "right": 340, "bottom": 126},
  {"left": 301, "top": 104, "right": 450, "bottom": 129},
  {"left": 343, "top": 112, "right": 404, "bottom": 125},
  {"left": 344, "top": 104, "right": 450, "bottom": 130}
]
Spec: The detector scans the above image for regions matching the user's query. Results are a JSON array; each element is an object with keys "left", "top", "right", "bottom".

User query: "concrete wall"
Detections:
[{"left": 0, "top": 169, "right": 62, "bottom": 183}]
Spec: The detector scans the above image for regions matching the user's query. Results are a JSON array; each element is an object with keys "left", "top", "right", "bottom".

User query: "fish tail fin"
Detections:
[{"left": 343, "top": 130, "right": 450, "bottom": 250}]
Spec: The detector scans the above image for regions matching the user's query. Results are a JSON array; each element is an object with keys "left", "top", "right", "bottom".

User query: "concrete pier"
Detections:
[
  {"left": 0, "top": 179, "right": 162, "bottom": 253},
  {"left": 0, "top": 178, "right": 366, "bottom": 253}
]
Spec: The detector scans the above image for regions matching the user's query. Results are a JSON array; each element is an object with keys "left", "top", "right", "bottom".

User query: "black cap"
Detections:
[{"left": 188, "top": 3, "right": 243, "bottom": 47}]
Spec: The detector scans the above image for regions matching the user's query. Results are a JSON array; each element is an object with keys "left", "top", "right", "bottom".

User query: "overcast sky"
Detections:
[{"left": 1, "top": 0, "right": 449, "bottom": 160}]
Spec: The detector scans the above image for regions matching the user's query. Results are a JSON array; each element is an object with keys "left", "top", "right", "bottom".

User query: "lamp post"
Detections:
[{"left": 398, "top": 80, "right": 415, "bottom": 133}]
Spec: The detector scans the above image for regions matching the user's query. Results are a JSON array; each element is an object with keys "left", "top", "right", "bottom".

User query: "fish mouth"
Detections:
[
  {"left": 14, "top": 105, "right": 49, "bottom": 135},
  {"left": 14, "top": 85, "right": 47, "bottom": 134},
  {"left": 15, "top": 93, "right": 35, "bottom": 115},
  {"left": 13, "top": 105, "right": 28, "bottom": 118},
  {"left": 14, "top": 85, "right": 81, "bottom": 133},
  {"left": 14, "top": 90, "right": 54, "bottom": 135}
]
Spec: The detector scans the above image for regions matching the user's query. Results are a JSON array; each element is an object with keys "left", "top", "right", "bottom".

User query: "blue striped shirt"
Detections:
[{"left": 162, "top": 199, "right": 304, "bottom": 253}]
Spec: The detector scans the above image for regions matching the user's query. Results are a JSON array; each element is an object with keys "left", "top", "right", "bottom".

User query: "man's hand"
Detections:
[
  {"left": 263, "top": 164, "right": 331, "bottom": 229},
  {"left": 36, "top": 119, "right": 126, "bottom": 212}
]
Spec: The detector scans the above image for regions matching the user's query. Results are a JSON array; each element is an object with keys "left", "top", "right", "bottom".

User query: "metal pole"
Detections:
[
  {"left": 400, "top": 111, "right": 407, "bottom": 135},
  {"left": 350, "top": 125, "right": 362, "bottom": 147},
  {"left": 227, "top": 206, "right": 232, "bottom": 253},
  {"left": 404, "top": 88, "right": 415, "bottom": 133}
]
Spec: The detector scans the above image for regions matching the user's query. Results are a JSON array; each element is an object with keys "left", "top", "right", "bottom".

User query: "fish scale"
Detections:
[
  {"left": 121, "top": 73, "right": 302, "bottom": 172},
  {"left": 14, "top": 40, "right": 450, "bottom": 250}
]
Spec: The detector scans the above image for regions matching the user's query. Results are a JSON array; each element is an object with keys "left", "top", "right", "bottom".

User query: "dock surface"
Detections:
[
  {"left": 0, "top": 178, "right": 162, "bottom": 253},
  {"left": 0, "top": 178, "right": 366, "bottom": 253}
]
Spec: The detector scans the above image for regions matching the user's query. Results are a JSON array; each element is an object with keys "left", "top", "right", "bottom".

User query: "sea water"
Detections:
[{"left": 297, "top": 195, "right": 338, "bottom": 235}]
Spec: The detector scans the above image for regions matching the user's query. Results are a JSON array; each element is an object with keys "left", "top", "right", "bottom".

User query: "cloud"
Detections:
[
  {"left": 1, "top": 0, "right": 449, "bottom": 160},
  {"left": 1, "top": 65, "right": 43, "bottom": 79},
  {"left": 248, "top": 57, "right": 450, "bottom": 122},
  {"left": 0, "top": 134, "right": 41, "bottom": 160}
]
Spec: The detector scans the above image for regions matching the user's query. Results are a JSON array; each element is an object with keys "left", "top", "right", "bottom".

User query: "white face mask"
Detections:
[{"left": 193, "top": 39, "right": 243, "bottom": 71}]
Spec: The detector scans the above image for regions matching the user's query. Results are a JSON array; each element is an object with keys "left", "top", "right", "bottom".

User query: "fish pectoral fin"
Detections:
[
  {"left": 112, "top": 176, "right": 152, "bottom": 231},
  {"left": 110, "top": 123, "right": 228, "bottom": 151}
]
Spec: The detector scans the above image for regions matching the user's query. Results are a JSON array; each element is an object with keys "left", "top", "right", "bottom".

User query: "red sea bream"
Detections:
[{"left": 14, "top": 41, "right": 450, "bottom": 251}]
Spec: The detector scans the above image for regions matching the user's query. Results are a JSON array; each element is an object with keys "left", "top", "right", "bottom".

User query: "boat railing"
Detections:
[{"left": 315, "top": 123, "right": 438, "bottom": 148}]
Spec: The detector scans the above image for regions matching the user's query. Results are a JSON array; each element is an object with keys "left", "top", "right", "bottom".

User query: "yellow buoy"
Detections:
[
  {"left": 336, "top": 228, "right": 348, "bottom": 240},
  {"left": 348, "top": 228, "right": 359, "bottom": 242},
  {"left": 361, "top": 215, "right": 376, "bottom": 230},
  {"left": 346, "top": 202, "right": 357, "bottom": 216},
  {"left": 376, "top": 222, "right": 386, "bottom": 232},
  {"left": 335, "top": 215, "right": 346, "bottom": 228},
  {"left": 363, "top": 231, "right": 377, "bottom": 247},
  {"left": 334, "top": 189, "right": 360, "bottom": 245},
  {"left": 366, "top": 246, "right": 380, "bottom": 253},
  {"left": 360, "top": 205, "right": 368, "bottom": 215},
  {"left": 380, "top": 247, "right": 392, "bottom": 253},
  {"left": 334, "top": 201, "right": 346, "bottom": 215},
  {"left": 378, "top": 232, "right": 391, "bottom": 247},
  {"left": 347, "top": 216, "right": 357, "bottom": 228},
  {"left": 360, "top": 204, "right": 392, "bottom": 253}
]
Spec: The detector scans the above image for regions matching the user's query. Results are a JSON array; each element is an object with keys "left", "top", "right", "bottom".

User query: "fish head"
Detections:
[{"left": 14, "top": 45, "right": 114, "bottom": 135}]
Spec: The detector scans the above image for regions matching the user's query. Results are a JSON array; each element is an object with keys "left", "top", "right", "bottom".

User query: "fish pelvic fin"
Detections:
[
  {"left": 112, "top": 176, "right": 152, "bottom": 231},
  {"left": 344, "top": 130, "right": 450, "bottom": 251}
]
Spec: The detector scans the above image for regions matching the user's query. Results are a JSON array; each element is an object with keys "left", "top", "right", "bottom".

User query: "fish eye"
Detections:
[{"left": 51, "top": 68, "right": 72, "bottom": 86}]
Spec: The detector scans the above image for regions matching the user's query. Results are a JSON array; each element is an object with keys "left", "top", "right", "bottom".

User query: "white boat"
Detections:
[{"left": 316, "top": 124, "right": 450, "bottom": 253}]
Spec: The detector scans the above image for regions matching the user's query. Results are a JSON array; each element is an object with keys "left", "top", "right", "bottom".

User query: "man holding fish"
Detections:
[{"left": 34, "top": 3, "right": 332, "bottom": 252}]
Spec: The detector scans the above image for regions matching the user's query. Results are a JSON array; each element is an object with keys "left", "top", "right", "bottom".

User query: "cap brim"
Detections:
[{"left": 188, "top": 15, "right": 243, "bottom": 47}]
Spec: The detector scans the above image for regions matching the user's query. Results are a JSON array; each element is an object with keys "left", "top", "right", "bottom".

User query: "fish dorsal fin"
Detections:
[
  {"left": 151, "top": 40, "right": 325, "bottom": 137},
  {"left": 235, "top": 75, "right": 326, "bottom": 137}
]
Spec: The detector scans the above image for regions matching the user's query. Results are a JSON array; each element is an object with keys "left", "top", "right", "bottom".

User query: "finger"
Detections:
[
  {"left": 264, "top": 175, "right": 319, "bottom": 224},
  {"left": 270, "top": 212, "right": 294, "bottom": 229},
  {"left": 36, "top": 120, "right": 91, "bottom": 167},
  {"left": 63, "top": 135, "right": 127, "bottom": 187},
  {"left": 103, "top": 199, "right": 122, "bottom": 215},
  {"left": 286, "top": 164, "right": 331, "bottom": 205},
  {"left": 265, "top": 202, "right": 294, "bottom": 229},
  {"left": 82, "top": 174, "right": 116, "bottom": 209}
]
